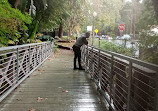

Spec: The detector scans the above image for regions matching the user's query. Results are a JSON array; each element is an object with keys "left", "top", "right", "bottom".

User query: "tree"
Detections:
[
  {"left": 152, "top": 0, "right": 158, "bottom": 19},
  {"left": 137, "top": 0, "right": 158, "bottom": 30},
  {"left": 14, "top": 0, "right": 20, "bottom": 9},
  {"left": 63, "top": 0, "right": 87, "bottom": 37},
  {"left": 33, "top": 0, "right": 65, "bottom": 38},
  {"left": 137, "top": 0, "right": 158, "bottom": 65},
  {"left": 82, "top": 0, "right": 124, "bottom": 35},
  {"left": 0, "top": 0, "right": 32, "bottom": 46},
  {"left": 120, "top": 2, "right": 133, "bottom": 34}
]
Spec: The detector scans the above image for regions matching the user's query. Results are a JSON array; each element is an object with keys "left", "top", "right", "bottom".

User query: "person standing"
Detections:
[{"left": 72, "top": 32, "right": 90, "bottom": 70}]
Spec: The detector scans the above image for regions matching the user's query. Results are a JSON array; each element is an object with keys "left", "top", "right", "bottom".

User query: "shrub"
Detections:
[
  {"left": 99, "top": 40, "right": 133, "bottom": 56},
  {"left": 0, "top": 0, "right": 32, "bottom": 46}
]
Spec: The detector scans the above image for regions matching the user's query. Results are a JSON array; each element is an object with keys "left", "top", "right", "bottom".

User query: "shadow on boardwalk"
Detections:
[{"left": 0, "top": 49, "right": 108, "bottom": 111}]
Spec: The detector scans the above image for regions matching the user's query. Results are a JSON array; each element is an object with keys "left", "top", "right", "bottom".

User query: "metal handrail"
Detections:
[
  {"left": 0, "top": 42, "right": 50, "bottom": 51},
  {"left": 82, "top": 45, "right": 158, "bottom": 111},
  {"left": 90, "top": 45, "right": 158, "bottom": 71},
  {"left": 0, "top": 42, "right": 53, "bottom": 102}
]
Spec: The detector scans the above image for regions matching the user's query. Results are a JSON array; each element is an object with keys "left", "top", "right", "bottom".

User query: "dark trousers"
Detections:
[{"left": 72, "top": 45, "right": 82, "bottom": 68}]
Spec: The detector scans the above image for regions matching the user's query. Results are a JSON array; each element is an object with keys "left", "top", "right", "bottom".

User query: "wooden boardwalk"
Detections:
[{"left": 0, "top": 49, "right": 107, "bottom": 111}]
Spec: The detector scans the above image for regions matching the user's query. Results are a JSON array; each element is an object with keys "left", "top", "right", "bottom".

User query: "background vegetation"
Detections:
[{"left": 0, "top": 0, "right": 158, "bottom": 64}]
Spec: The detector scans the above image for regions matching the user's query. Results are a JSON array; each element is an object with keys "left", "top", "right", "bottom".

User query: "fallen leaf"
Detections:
[
  {"left": 92, "top": 72, "right": 95, "bottom": 75},
  {"left": 37, "top": 97, "right": 43, "bottom": 102},
  {"left": 62, "top": 90, "right": 68, "bottom": 93},
  {"left": 16, "top": 99, "right": 22, "bottom": 101},
  {"left": 33, "top": 74, "right": 37, "bottom": 76},
  {"left": 28, "top": 108, "right": 36, "bottom": 111}
]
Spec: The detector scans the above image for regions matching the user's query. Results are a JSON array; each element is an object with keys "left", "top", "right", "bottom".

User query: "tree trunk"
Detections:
[
  {"left": 14, "top": 0, "right": 20, "bottom": 9},
  {"left": 58, "top": 24, "right": 63, "bottom": 38},
  {"left": 68, "top": 28, "right": 72, "bottom": 37},
  {"left": 76, "top": 28, "right": 80, "bottom": 37},
  {"left": 30, "top": 20, "right": 39, "bottom": 40},
  {"left": 152, "top": 0, "right": 158, "bottom": 20}
]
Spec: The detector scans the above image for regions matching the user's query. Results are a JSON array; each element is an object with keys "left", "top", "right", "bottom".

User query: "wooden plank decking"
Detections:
[{"left": 0, "top": 49, "right": 108, "bottom": 111}]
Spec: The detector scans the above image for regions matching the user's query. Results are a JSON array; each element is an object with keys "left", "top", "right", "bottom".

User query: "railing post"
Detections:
[
  {"left": 52, "top": 41, "right": 54, "bottom": 53},
  {"left": 98, "top": 37, "right": 101, "bottom": 90},
  {"left": 124, "top": 39, "right": 127, "bottom": 48},
  {"left": 92, "top": 45, "right": 94, "bottom": 79},
  {"left": 36, "top": 45, "right": 38, "bottom": 66},
  {"left": 154, "top": 71, "right": 158, "bottom": 111},
  {"left": 29, "top": 46, "right": 31, "bottom": 72},
  {"left": 85, "top": 45, "right": 89, "bottom": 72},
  {"left": 41, "top": 44, "right": 43, "bottom": 61},
  {"left": 44, "top": 43, "right": 46, "bottom": 58},
  {"left": 109, "top": 55, "right": 114, "bottom": 110},
  {"left": 16, "top": 48, "right": 19, "bottom": 83},
  {"left": 40, "top": 45, "right": 42, "bottom": 63},
  {"left": 127, "top": 61, "right": 132, "bottom": 111}
]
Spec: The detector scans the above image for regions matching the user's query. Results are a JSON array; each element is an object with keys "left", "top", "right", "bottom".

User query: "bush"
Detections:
[
  {"left": 0, "top": 0, "right": 32, "bottom": 46},
  {"left": 139, "top": 31, "right": 158, "bottom": 64},
  {"left": 62, "top": 36, "right": 71, "bottom": 41},
  {"left": 37, "top": 35, "right": 53, "bottom": 42},
  {"left": 99, "top": 40, "right": 133, "bottom": 56}
]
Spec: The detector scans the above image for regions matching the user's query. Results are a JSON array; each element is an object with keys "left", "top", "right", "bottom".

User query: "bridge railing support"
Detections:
[
  {"left": 81, "top": 43, "right": 158, "bottom": 111},
  {"left": 0, "top": 42, "right": 53, "bottom": 102}
]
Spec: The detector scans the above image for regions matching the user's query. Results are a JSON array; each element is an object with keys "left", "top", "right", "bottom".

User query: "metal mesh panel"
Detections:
[
  {"left": 81, "top": 45, "right": 158, "bottom": 111},
  {"left": 0, "top": 42, "right": 52, "bottom": 102}
]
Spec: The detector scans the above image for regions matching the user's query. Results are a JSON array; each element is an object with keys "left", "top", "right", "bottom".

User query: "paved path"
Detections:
[{"left": 0, "top": 49, "right": 107, "bottom": 111}]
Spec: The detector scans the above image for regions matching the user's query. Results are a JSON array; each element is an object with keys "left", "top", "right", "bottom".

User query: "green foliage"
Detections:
[
  {"left": 82, "top": 0, "right": 124, "bottom": 34},
  {"left": 63, "top": 0, "right": 86, "bottom": 36},
  {"left": 139, "top": 31, "right": 158, "bottom": 64},
  {"left": 37, "top": 35, "right": 53, "bottom": 42},
  {"left": 53, "top": 44, "right": 59, "bottom": 53},
  {"left": 137, "top": 0, "right": 158, "bottom": 65},
  {"left": 137, "top": 0, "right": 158, "bottom": 31},
  {"left": 0, "top": 0, "right": 32, "bottom": 46},
  {"left": 91, "top": 38, "right": 133, "bottom": 56},
  {"left": 119, "top": 2, "right": 133, "bottom": 34},
  {"left": 29, "top": 20, "right": 39, "bottom": 40},
  {"left": 62, "top": 36, "right": 71, "bottom": 41},
  {"left": 34, "top": 0, "right": 66, "bottom": 31},
  {"left": 100, "top": 40, "right": 133, "bottom": 56}
]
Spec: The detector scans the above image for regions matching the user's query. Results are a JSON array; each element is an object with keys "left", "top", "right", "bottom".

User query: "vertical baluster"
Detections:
[
  {"left": 154, "top": 71, "right": 158, "bottom": 111},
  {"left": 41, "top": 44, "right": 43, "bottom": 61},
  {"left": 85, "top": 45, "right": 88, "bottom": 72},
  {"left": 98, "top": 37, "right": 102, "bottom": 90},
  {"left": 109, "top": 55, "right": 114, "bottom": 110},
  {"left": 127, "top": 61, "right": 132, "bottom": 111},
  {"left": 92, "top": 46, "right": 94, "bottom": 79},
  {"left": 29, "top": 46, "right": 31, "bottom": 72},
  {"left": 16, "top": 48, "right": 19, "bottom": 83}
]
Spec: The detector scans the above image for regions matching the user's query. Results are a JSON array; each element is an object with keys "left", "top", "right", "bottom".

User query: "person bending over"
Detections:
[{"left": 72, "top": 32, "right": 90, "bottom": 70}]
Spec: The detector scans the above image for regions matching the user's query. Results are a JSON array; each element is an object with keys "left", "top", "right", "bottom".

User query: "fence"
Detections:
[
  {"left": 0, "top": 42, "right": 52, "bottom": 102},
  {"left": 81, "top": 45, "right": 158, "bottom": 111}
]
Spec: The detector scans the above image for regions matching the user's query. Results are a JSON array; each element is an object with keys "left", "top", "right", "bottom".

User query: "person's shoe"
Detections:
[
  {"left": 79, "top": 67, "right": 85, "bottom": 70},
  {"left": 73, "top": 67, "right": 78, "bottom": 70}
]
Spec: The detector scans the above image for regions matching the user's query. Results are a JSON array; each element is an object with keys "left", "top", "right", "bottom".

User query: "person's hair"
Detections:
[
  {"left": 86, "top": 32, "right": 90, "bottom": 34},
  {"left": 85, "top": 32, "right": 90, "bottom": 36}
]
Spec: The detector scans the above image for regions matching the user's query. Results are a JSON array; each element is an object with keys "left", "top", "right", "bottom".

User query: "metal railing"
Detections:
[
  {"left": 0, "top": 42, "right": 52, "bottom": 102},
  {"left": 81, "top": 45, "right": 158, "bottom": 111}
]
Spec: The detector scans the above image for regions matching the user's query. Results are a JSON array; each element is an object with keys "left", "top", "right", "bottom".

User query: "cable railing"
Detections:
[
  {"left": 81, "top": 44, "right": 158, "bottom": 111},
  {"left": 0, "top": 42, "right": 52, "bottom": 102}
]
